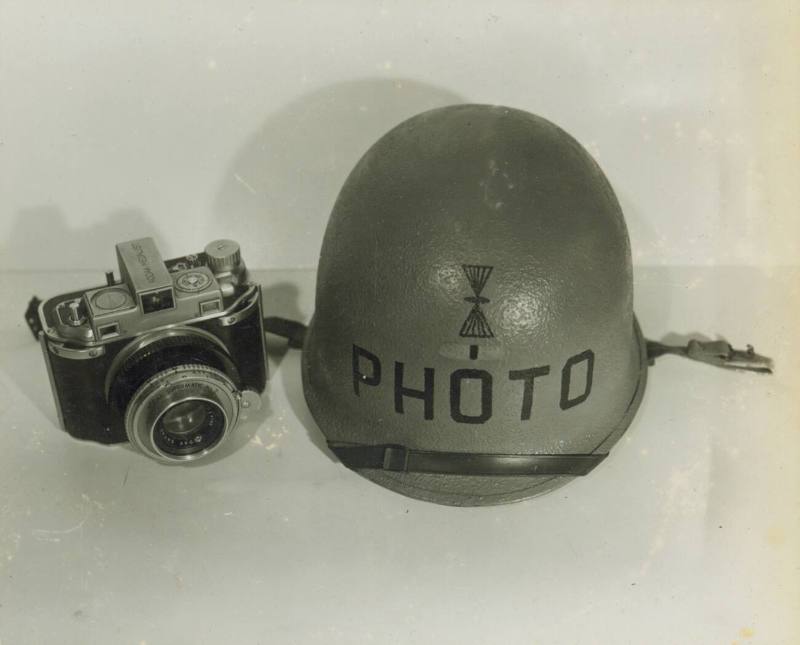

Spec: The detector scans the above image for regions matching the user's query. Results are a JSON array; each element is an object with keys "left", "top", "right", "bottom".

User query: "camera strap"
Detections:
[
  {"left": 263, "top": 316, "right": 307, "bottom": 349},
  {"left": 25, "top": 302, "right": 773, "bottom": 375}
]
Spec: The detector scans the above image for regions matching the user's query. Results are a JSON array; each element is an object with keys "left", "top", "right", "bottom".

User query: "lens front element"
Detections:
[
  {"left": 153, "top": 399, "right": 226, "bottom": 457},
  {"left": 124, "top": 364, "right": 241, "bottom": 463}
]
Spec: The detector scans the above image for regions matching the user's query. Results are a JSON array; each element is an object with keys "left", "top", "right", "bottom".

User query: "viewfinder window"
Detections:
[{"left": 140, "top": 288, "right": 175, "bottom": 314}]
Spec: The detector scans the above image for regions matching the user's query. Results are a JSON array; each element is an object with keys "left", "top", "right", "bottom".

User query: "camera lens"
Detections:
[
  {"left": 123, "top": 364, "right": 242, "bottom": 463},
  {"left": 153, "top": 399, "right": 226, "bottom": 457}
]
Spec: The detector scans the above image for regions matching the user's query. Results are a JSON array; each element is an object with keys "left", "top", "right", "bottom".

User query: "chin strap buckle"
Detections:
[
  {"left": 647, "top": 339, "right": 773, "bottom": 374},
  {"left": 382, "top": 445, "right": 410, "bottom": 472}
]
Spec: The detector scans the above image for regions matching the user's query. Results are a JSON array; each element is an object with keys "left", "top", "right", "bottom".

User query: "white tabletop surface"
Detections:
[
  {"left": 0, "top": 266, "right": 797, "bottom": 644},
  {"left": 1, "top": 2, "right": 798, "bottom": 642}
]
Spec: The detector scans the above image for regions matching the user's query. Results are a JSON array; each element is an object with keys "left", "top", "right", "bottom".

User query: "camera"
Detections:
[{"left": 34, "top": 237, "right": 267, "bottom": 463}]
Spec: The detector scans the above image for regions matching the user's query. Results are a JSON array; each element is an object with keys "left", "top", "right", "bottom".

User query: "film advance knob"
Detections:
[{"left": 204, "top": 239, "right": 241, "bottom": 274}]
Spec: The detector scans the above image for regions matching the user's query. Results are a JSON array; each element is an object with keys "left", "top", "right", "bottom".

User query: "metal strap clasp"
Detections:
[
  {"left": 646, "top": 339, "right": 773, "bottom": 374},
  {"left": 382, "top": 445, "right": 410, "bottom": 472}
]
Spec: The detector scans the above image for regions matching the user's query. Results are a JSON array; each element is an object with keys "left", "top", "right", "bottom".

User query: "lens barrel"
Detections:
[
  {"left": 153, "top": 398, "right": 226, "bottom": 457},
  {"left": 124, "top": 364, "right": 241, "bottom": 463}
]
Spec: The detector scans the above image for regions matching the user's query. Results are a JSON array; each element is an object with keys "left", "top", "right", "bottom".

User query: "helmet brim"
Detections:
[{"left": 313, "top": 317, "right": 648, "bottom": 507}]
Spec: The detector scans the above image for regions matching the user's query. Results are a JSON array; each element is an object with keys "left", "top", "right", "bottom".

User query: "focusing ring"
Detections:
[
  {"left": 124, "top": 364, "right": 241, "bottom": 463},
  {"left": 108, "top": 331, "right": 240, "bottom": 414}
]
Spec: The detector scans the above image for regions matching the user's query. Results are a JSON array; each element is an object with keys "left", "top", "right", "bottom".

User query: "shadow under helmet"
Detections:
[{"left": 302, "top": 104, "right": 648, "bottom": 506}]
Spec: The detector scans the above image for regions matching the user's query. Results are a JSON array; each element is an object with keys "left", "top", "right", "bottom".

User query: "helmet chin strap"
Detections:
[
  {"left": 25, "top": 304, "right": 769, "bottom": 477},
  {"left": 328, "top": 443, "right": 606, "bottom": 476},
  {"left": 313, "top": 333, "right": 773, "bottom": 478},
  {"left": 262, "top": 315, "right": 774, "bottom": 474}
]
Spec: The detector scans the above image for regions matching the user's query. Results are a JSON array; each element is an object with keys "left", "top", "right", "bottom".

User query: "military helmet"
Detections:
[{"left": 299, "top": 104, "right": 768, "bottom": 506}]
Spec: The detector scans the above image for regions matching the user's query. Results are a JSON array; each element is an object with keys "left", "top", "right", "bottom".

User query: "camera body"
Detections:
[{"left": 37, "top": 238, "right": 266, "bottom": 463}]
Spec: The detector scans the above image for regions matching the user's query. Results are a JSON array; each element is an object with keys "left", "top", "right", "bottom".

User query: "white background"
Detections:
[
  {"left": 1, "top": 1, "right": 798, "bottom": 270},
  {"left": 0, "top": 2, "right": 798, "bottom": 644}
]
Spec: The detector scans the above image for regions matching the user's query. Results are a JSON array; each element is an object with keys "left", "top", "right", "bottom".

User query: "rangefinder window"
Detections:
[
  {"left": 98, "top": 322, "right": 120, "bottom": 338},
  {"left": 140, "top": 288, "right": 175, "bottom": 314}
]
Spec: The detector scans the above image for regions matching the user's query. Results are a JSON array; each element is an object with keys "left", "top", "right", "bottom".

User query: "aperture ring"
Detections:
[{"left": 124, "top": 364, "right": 240, "bottom": 463}]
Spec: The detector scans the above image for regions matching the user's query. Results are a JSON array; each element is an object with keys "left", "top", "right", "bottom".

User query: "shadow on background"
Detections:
[
  {"left": 0, "top": 206, "right": 163, "bottom": 422},
  {"left": 0, "top": 205, "right": 163, "bottom": 272},
  {"left": 213, "top": 77, "right": 465, "bottom": 459},
  {"left": 211, "top": 77, "right": 465, "bottom": 268}
]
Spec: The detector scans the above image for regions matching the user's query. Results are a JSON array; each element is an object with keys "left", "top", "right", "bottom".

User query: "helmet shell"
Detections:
[{"left": 302, "top": 104, "right": 647, "bottom": 506}]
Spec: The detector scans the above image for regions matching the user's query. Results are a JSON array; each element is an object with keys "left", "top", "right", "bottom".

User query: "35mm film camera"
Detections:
[{"left": 32, "top": 238, "right": 266, "bottom": 463}]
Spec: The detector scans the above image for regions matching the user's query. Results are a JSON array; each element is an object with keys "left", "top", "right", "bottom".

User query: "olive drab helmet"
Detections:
[{"left": 298, "top": 104, "right": 771, "bottom": 507}]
